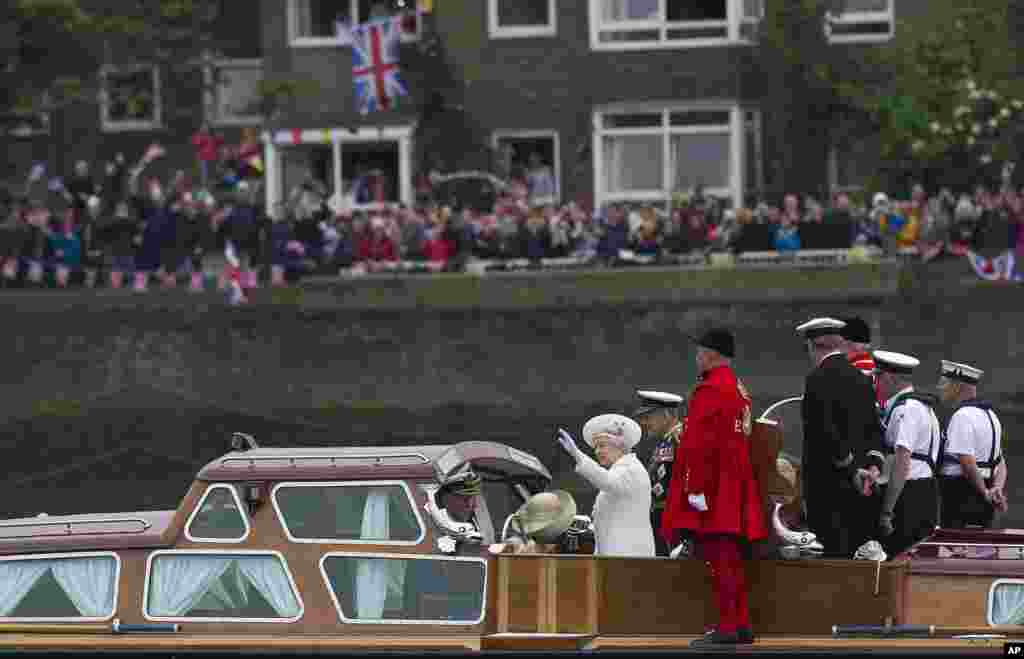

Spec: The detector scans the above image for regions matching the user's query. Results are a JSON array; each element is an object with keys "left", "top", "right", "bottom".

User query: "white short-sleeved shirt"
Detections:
[
  {"left": 941, "top": 406, "right": 1003, "bottom": 478},
  {"left": 884, "top": 390, "right": 941, "bottom": 481}
]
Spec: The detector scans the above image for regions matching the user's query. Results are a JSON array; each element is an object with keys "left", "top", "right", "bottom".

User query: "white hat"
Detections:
[
  {"left": 873, "top": 350, "right": 920, "bottom": 375},
  {"left": 795, "top": 317, "right": 846, "bottom": 339},
  {"left": 635, "top": 390, "right": 683, "bottom": 416},
  {"left": 86, "top": 195, "right": 101, "bottom": 210},
  {"left": 873, "top": 192, "right": 889, "bottom": 206},
  {"left": 582, "top": 414, "right": 642, "bottom": 451},
  {"left": 940, "top": 360, "right": 984, "bottom": 384}
]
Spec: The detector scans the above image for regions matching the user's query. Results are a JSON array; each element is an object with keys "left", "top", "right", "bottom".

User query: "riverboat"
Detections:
[{"left": 0, "top": 399, "right": 1020, "bottom": 655}]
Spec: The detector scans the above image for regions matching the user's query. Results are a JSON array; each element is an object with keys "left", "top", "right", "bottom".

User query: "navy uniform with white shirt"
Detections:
[
  {"left": 876, "top": 351, "right": 941, "bottom": 557},
  {"left": 635, "top": 390, "right": 685, "bottom": 556},
  {"left": 938, "top": 361, "right": 1004, "bottom": 529}
]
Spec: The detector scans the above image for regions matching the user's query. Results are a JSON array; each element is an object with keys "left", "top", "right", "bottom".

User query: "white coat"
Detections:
[{"left": 575, "top": 451, "right": 655, "bottom": 557}]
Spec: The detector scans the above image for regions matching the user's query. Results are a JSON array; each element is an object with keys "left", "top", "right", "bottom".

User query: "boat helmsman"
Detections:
[
  {"left": 875, "top": 350, "right": 941, "bottom": 557},
  {"left": 937, "top": 360, "right": 1009, "bottom": 529},
  {"left": 634, "top": 389, "right": 685, "bottom": 557}
]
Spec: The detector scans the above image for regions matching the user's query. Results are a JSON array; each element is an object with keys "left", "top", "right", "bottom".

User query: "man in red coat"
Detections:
[{"left": 661, "top": 327, "right": 768, "bottom": 647}]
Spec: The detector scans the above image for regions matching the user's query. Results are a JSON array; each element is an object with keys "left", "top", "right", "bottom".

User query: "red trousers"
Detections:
[{"left": 697, "top": 534, "right": 750, "bottom": 634}]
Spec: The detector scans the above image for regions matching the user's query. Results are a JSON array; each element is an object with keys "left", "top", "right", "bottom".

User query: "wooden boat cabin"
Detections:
[{"left": 0, "top": 426, "right": 1020, "bottom": 653}]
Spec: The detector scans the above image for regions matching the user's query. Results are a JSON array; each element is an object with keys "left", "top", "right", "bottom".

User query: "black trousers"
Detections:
[
  {"left": 651, "top": 508, "right": 669, "bottom": 557},
  {"left": 882, "top": 478, "right": 939, "bottom": 558},
  {"left": 805, "top": 475, "right": 874, "bottom": 559},
  {"left": 939, "top": 475, "right": 995, "bottom": 529}
]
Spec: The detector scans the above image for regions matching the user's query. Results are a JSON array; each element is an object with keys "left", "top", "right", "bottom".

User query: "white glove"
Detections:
[
  {"left": 688, "top": 493, "right": 708, "bottom": 512},
  {"left": 557, "top": 428, "right": 582, "bottom": 462}
]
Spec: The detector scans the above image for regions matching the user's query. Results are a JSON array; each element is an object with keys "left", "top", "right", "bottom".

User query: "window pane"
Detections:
[
  {"left": 667, "top": 0, "right": 726, "bottom": 21},
  {"left": 497, "top": 0, "right": 550, "bottom": 27},
  {"left": 216, "top": 65, "right": 262, "bottom": 120},
  {"left": 602, "top": 0, "right": 659, "bottom": 21},
  {"left": 603, "top": 134, "right": 664, "bottom": 193},
  {"left": 274, "top": 485, "right": 422, "bottom": 542},
  {"left": 188, "top": 487, "right": 247, "bottom": 540},
  {"left": 2, "top": 556, "right": 117, "bottom": 619},
  {"left": 991, "top": 582, "right": 1024, "bottom": 625},
  {"left": 300, "top": 0, "right": 351, "bottom": 37},
  {"left": 323, "top": 556, "right": 485, "bottom": 623},
  {"left": 598, "top": 29, "right": 661, "bottom": 43},
  {"left": 147, "top": 554, "right": 301, "bottom": 619},
  {"left": 480, "top": 481, "right": 525, "bottom": 538},
  {"left": 829, "top": 20, "right": 891, "bottom": 36},
  {"left": 602, "top": 113, "right": 662, "bottom": 129},
  {"left": 666, "top": 24, "right": 727, "bottom": 39},
  {"left": 745, "top": 120, "right": 760, "bottom": 199},
  {"left": 107, "top": 70, "right": 155, "bottom": 122},
  {"left": 743, "top": 0, "right": 763, "bottom": 18},
  {"left": 671, "top": 133, "right": 730, "bottom": 191},
  {"left": 669, "top": 111, "right": 730, "bottom": 127}
]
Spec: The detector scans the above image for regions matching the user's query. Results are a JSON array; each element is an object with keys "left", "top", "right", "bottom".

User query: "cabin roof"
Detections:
[
  {"left": 195, "top": 441, "right": 552, "bottom": 484},
  {"left": 0, "top": 510, "right": 176, "bottom": 555}
]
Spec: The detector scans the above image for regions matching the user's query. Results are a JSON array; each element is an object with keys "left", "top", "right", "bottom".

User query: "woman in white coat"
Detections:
[{"left": 557, "top": 414, "right": 655, "bottom": 557}]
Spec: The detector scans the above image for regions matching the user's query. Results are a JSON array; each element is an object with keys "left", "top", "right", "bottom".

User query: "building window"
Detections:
[
  {"left": 144, "top": 551, "right": 303, "bottom": 622},
  {"left": 590, "top": 0, "right": 763, "bottom": 49},
  {"left": 288, "top": 0, "right": 420, "bottom": 47},
  {"left": 320, "top": 553, "right": 487, "bottom": 624},
  {"left": 185, "top": 484, "right": 250, "bottom": 543},
  {"left": 493, "top": 131, "right": 560, "bottom": 204},
  {"left": 272, "top": 482, "right": 424, "bottom": 544},
  {"left": 0, "top": 553, "right": 119, "bottom": 621},
  {"left": 594, "top": 104, "right": 751, "bottom": 208},
  {"left": 207, "top": 59, "right": 263, "bottom": 126},
  {"left": 100, "top": 66, "right": 162, "bottom": 132},
  {"left": 827, "top": 0, "right": 894, "bottom": 43},
  {"left": 488, "top": 0, "right": 557, "bottom": 38}
]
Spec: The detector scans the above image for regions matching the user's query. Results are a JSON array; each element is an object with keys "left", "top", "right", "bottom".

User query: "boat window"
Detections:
[
  {"left": 272, "top": 482, "right": 424, "bottom": 544},
  {"left": 988, "top": 579, "right": 1024, "bottom": 625},
  {"left": 0, "top": 553, "right": 119, "bottom": 621},
  {"left": 480, "top": 479, "right": 527, "bottom": 540},
  {"left": 144, "top": 550, "right": 302, "bottom": 622},
  {"left": 320, "top": 553, "right": 486, "bottom": 625},
  {"left": 185, "top": 484, "right": 250, "bottom": 543}
]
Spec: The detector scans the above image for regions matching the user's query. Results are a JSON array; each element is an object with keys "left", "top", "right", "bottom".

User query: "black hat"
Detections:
[
  {"left": 839, "top": 317, "right": 872, "bottom": 344},
  {"left": 691, "top": 328, "right": 735, "bottom": 359}
]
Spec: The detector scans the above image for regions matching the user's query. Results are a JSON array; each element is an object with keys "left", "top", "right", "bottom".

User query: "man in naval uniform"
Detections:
[
  {"left": 797, "top": 317, "right": 886, "bottom": 559},
  {"left": 634, "top": 389, "right": 685, "bottom": 556},
  {"left": 427, "top": 467, "right": 487, "bottom": 555},
  {"left": 874, "top": 350, "right": 941, "bottom": 557},
  {"left": 937, "top": 360, "right": 1009, "bottom": 528}
]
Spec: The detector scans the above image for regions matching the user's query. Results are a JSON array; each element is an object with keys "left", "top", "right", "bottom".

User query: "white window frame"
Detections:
[
  {"left": 826, "top": 0, "right": 894, "bottom": 44},
  {"left": 287, "top": 0, "right": 420, "bottom": 48},
  {"left": 319, "top": 552, "right": 488, "bottom": 625},
  {"left": 987, "top": 578, "right": 1024, "bottom": 626},
  {"left": 491, "top": 129, "right": 561, "bottom": 203},
  {"left": 204, "top": 58, "right": 264, "bottom": 127},
  {"left": 488, "top": 0, "right": 557, "bottom": 39},
  {"left": 592, "top": 101, "right": 747, "bottom": 209},
  {"left": 184, "top": 484, "right": 252, "bottom": 544},
  {"left": 588, "top": 0, "right": 763, "bottom": 51},
  {"left": 99, "top": 64, "right": 162, "bottom": 133},
  {"left": 0, "top": 552, "right": 121, "bottom": 622},
  {"left": 271, "top": 480, "right": 426, "bottom": 546},
  {"left": 142, "top": 549, "right": 304, "bottom": 624}
]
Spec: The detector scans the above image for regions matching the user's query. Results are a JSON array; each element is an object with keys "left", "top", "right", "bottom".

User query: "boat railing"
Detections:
[{"left": 0, "top": 516, "right": 152, "bottom": 539}]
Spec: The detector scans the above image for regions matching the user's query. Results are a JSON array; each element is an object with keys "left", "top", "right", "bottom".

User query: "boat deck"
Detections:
[{"left": 0, "top": 633, "right": 1015, "bottom": 655}]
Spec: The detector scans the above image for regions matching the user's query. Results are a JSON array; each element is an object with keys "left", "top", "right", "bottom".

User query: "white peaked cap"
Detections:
[
  {"left": 941, "top": 360, "right": 984, "bottom": 384},
  {"left": 873, "top": 350, "right": 920, "bottom": 375},
  {"left": 636, "top": 390, "right": 684, "bottom": 405},
  {"left": 795, "top": 317, "right": 846, "bottom": 338},
  {"left": 582, "top": 414, "right": 642, "bottom": 451}
]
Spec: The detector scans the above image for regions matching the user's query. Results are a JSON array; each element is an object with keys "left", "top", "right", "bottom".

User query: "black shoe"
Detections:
[
  {"left": 737, "top": 627, "right": 755, "bottom": 644},
  {"left": 690, "top": 630, "right": 740, "bottom": 647}
]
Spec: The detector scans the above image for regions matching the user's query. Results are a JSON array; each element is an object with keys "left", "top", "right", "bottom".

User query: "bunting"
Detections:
[{"left": 966, "top": 250, "right": 1022, "bottom": 282}]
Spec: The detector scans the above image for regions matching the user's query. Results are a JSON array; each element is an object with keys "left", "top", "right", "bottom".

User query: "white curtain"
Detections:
[
  {"left": 355, "top": 488, "right": 406, "bottom": 619},
  {"left": 234, "top": 557, "right": 301, "bottom": 618},
  {"left": 51, "top": 557, "right": 117, "bottom": 618},
  {"left": 993, "top": 583, "right": 1024, "bottom": 625},
  {"left": 0, "top": 561, "right": 50, "bottom": 616},
  {"left": 671, "top": 133, "right": 730, "bottom": 192},
  {"left": 603, "top": 135, "right": 663, "bottom": 193},
  {"left": 148, "top": 556, "right": 234, "bottom": 617},
  {"left": 603, "top": 0, "right": 659, "bottom": 21}
]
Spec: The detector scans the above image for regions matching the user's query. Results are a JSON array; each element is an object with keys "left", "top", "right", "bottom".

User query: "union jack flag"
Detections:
[{"left": 338, "top": 17, "right": 408, "bottom": 115}]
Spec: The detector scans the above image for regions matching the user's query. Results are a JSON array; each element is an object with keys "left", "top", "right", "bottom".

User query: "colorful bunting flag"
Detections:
[
  {"left": 967, "top": 250, "right": 1018, "bottom": 282},
  {"left": 291, "top": 128, "right": 303, "bottom": 145}
]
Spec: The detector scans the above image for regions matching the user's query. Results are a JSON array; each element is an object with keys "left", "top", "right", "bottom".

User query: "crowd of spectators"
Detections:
[{"left": 2, "top": 138, "right": 1022, "bottom": 298}]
